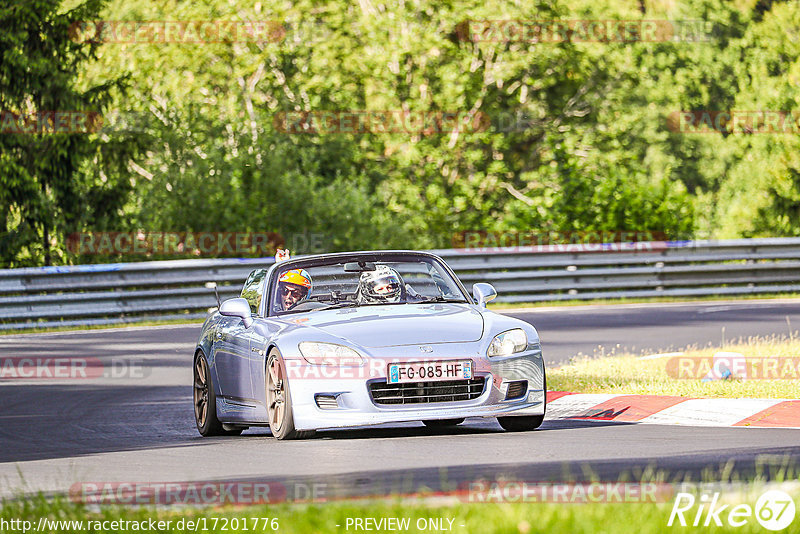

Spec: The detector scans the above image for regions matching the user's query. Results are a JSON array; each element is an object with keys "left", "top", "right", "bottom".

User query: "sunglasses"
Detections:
[{"left": 281, "top": 286, "right": 306, "bottom": 298}]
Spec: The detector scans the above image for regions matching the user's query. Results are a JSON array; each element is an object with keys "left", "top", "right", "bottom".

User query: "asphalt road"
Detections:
[
  {"left": 518, "top": 299, "right": 800, "bottom": 363},
  {"left": 1, "top": 299, "right": 799, "bottom": 500}
]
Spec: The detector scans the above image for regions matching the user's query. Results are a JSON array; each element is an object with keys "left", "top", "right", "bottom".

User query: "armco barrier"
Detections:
[{"left": 1, "top": 238, "right": 799, "bottom": 330}]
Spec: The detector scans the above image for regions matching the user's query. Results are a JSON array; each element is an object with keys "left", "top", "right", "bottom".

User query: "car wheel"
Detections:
[
  {"left": 497, "top": 414, "right": 544, "bottom": 431},
  {"left": 422, "top": 418, "right": 465, "bottom": 427},
  {"left": 497, "top": 371, "right": 547, "bottom": 432},
  {"left": 266, "top": 349, "right": 315, "bottom": 440},
  {"left": 194, "top": 351, "right": 243, "bottom": 437}
]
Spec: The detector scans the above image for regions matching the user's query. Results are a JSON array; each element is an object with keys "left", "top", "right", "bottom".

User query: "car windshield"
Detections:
[{"left": 270, "top": 256, "right": 468, "bottom": 315}]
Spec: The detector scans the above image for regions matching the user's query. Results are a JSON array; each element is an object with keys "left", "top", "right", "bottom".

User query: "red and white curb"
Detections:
[{"left": 546, "top": 392, "right": 800, "bottom": 429}]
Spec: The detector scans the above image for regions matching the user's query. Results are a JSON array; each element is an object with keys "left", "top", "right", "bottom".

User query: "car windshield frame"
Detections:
[{"left": 264, "top": 251, "right": 472, "bottom": 317}]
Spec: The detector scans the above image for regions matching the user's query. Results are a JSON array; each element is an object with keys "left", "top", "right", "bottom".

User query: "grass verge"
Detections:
[
  {"left": 549, "top": 337, "right": 800, "bottom": 398},
  {"left": 0, "top": 318, "right": 205, "bottom": 337},
  {"left": 2, "top": 493, "right": 796, "bottom": 534}
]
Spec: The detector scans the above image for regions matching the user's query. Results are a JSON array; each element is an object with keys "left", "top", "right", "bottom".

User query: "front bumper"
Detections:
[{"left": 286, "top": 343, "right": 545, "bottom": 431}]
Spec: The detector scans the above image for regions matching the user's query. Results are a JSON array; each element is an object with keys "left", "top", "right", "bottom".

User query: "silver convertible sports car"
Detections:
[{"left": 193, "top": 251, "right": 546, "bottom": 439}]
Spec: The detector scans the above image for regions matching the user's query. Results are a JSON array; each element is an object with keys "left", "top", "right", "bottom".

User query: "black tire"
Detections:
[
  {"left": 193, "top": 351, "right": 243, "bottom": 437},
  {"left": 266, "top": 349, "right": 315, "bottom": 440},
  {"left": 497, "top": 414, "right": 545, "bottom": 431},
  {"left": 423, "top": 418, "right": 465, "bottom": 427},
  {"left": 497, "top": 370, "right": 547, "bottom": 432}
]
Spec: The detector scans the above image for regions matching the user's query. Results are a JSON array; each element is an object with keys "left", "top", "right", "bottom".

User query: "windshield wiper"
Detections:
[
  {"left": 415, "top": 296, "right": 467, "bottom": 304},
  {"left": 317, "top": 300, "right": 360, "bottom": 311}
]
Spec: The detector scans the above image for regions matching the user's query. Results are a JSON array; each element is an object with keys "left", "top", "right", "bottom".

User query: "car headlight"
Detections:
[
  {"left": 487, "top": 329, "right": 528, "bottom": 357},
  {"left": 298, "top": 342, "right": 365, "bottom": 366}
]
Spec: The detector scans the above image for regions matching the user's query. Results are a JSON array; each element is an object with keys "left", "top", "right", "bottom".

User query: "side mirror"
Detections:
[
  {"left": 472, "top": 283, "right": 497, "bottom": 308},
  {"left": 219, "top": 297, "right": 254, "bottom": 328}
]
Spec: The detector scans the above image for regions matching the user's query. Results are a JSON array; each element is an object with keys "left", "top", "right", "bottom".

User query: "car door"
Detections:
[
  {"left": 245, "top": 271, "right": 274, "bottom": 411},
  {"left": 213, "top": 316, "right": 253, "bottom": 403},
  {"left": 213, "top": 268, "right": 269, "bottom": 404}
]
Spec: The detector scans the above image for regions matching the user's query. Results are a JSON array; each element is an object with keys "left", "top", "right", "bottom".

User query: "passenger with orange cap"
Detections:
[
  {"left": 277, "top": 268, "right": 312, "bottom": 311},
  {"left": 273, "top": 249, "right": 312, "bottom": 311}
]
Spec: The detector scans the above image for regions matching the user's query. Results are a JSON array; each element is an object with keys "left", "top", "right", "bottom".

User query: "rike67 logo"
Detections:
[{"left": 668, "top": 490, "right": 796, "bottom": 530}]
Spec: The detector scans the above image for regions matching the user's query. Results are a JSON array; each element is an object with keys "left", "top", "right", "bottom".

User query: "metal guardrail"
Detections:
[{"left": 1, "top": 238, "right": 800, "bottom": 330}]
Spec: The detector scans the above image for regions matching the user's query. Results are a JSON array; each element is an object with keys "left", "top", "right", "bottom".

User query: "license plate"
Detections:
[{"left": 387, "top": 360, "right": 473, "bottom": 384}]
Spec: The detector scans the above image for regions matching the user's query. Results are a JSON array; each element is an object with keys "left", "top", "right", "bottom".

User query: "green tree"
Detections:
[
  {"left": 27, "top": 0, "right": 800, "bottom": 265},
  {"left": 0, "top": 0, "right": 140, "bottom": 266}
]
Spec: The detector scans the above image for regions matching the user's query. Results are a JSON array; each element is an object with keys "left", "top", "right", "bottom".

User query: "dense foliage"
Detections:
[
  {"left": 0, "top": 0, "right": 141, "bottom": 265},
  {"left": 1, "top": 0, "right": 799, "bottom": 266}
]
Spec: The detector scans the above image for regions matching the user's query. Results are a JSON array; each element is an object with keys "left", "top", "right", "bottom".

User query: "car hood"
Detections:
[{"left": 285, "top": 303, "right": 484, "bottom": 348}]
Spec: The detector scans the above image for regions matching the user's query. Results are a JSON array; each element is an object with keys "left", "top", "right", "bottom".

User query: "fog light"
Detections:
[
  {"left": 315, "top": 394, "right": 340, "bottom": 409},
  {"left": 505, "top": 380, "right": 528, "bottom": 400}
]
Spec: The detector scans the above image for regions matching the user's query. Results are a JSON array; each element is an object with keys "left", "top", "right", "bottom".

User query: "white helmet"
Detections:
[{"left": 357, "top": 265, "right": 404, "bottom": 304}]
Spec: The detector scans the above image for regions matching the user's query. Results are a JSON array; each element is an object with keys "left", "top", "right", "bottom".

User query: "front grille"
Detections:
[
  {"left": 505, "top": 380, "right": 528, "bottom": 400},
  {"left": 369, "top": 377, "right": 486, "bottom": 405}
]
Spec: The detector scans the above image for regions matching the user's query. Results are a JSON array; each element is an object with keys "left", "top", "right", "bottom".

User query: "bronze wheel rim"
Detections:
[
  {"left": 266, "top": 356, "right": 286, "bottom": 433},
  {"left": 193, "top": 356, "right": 209, "bottom": 427}
]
